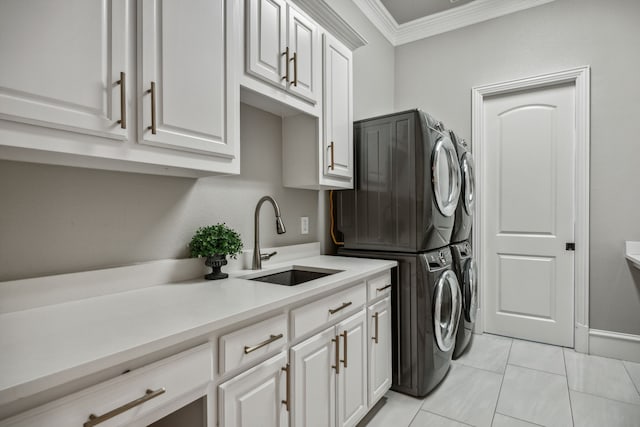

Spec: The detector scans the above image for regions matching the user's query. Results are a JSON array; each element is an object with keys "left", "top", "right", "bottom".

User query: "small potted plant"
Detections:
[{"left": 189, "top": 223, "right": 243, "bottom": 280}]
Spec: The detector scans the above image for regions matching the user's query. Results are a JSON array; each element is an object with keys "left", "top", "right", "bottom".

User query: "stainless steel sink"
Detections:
[{"left": 247, "top": 267, "right": 342, "bottom": 286}]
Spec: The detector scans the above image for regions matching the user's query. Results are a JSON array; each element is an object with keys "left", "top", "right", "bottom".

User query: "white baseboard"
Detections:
[{"left": 589, "top": 329, "right": 640, "bottom": 363}]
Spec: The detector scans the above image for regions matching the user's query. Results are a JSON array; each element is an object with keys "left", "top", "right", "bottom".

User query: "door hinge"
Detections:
[{"left": 565, "top": 242, "right": 575, "bottom": 251}]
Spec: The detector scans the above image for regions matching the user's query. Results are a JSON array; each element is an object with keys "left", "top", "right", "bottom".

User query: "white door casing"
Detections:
[{"left": 472, "top": 67, "right": 590, "bottom": 351}]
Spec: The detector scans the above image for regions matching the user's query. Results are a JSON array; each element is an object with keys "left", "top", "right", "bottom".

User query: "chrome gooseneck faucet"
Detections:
[{"left": 253, "top": 196, "right": 286, "bottom": 269}]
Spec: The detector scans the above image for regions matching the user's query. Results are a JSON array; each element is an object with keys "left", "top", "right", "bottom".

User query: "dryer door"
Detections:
[
  {"left": 433, "top": 269, "right": 462, "bottom": 351},
  {"left": 461, "top": 152, "right": 475, "bottom": 216},
  {"left": 432, "top": 134, "right": 462, "bottom": 217},
  {"left": 463, "top": 258, "right": 478, "bottom": 323}
]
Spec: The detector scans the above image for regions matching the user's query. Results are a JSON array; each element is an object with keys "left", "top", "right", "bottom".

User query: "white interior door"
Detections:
[{"left": 483, "top": 83, "right": 575, "bottom": 347}]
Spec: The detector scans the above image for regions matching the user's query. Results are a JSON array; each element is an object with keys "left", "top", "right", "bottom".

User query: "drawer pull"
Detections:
[
  {"left": 281, "top": 364, "right": 290, "bottom": 411},
  {"left": 243, "top": 333, "right": 284, "bottom": 354},
  {"left": 377, "top": 284, "right": 392, "bottom": 292},
  {"left": 83, "top": 388, "right": 166, "bottom": 427},
  {"left": 332, "top": 335, "right": 340, "bottom": 374},
  {"left": 372, "top": 312, "right": 379, "bottom": 344},
  {"left": 328, "top": 301, "right": 352, "bottom": 315},
  {"left": 341, "top": 330, "right": 348, "bottom": 368},
  {"left": 291, "top": 51, "right": 298, "bottom": 87}
]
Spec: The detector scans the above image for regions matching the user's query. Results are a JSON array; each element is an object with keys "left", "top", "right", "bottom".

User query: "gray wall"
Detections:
[
  {"left": 394, "top": 0, "right": 640, "bottom": 334},
  {"left": 0, "top": 105, "right": 319, "bottom": 281}
]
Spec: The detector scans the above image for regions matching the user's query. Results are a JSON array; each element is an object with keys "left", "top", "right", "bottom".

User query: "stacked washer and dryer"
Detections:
[{"left": 335, "top": 109, "right": 477, "bottom": 397}]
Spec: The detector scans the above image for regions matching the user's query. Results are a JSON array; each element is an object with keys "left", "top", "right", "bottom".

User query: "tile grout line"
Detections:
[
  {"left": 419, "top": 409, "right": 474, "bottom": 426},
  {"left": 506, "top": 361, "right": 567, "bottom": 377},
  {"left": 405, "top": 397, "right": 426, "bottom": 427},
  {"left": 571, "top": 389, "right": 640, "bottom": 407},
  {"left": 452, "top": 360, "right": 509, "bottom": 376},
  {"left": 622, "top": 362, "right": 640, "bottom": 398},
  {"left": 563, "top": 349, "right": 576, "bottom": 426},
  {"left": 493, "top": 411, "right": 546, "bottom": 427},
  {"left": 490, "top": 339, "right": 512, "bottom": 427}
]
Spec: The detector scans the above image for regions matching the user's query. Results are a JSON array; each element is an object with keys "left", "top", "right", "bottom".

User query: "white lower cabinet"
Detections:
[
  {"left": 368, "top": 296, "right": 392, "bottom": 406},
  {"left": 0, "top": 344, "right": 214, "bottom": 427},
  {"left": 290, "top": 310, "right": 367, "bottom": 427},
  {"left": 218, "top": 351, "right": 289, "bottom": 427}
]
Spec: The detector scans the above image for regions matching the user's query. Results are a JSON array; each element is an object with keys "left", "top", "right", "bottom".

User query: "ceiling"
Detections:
[
  {"left": 380, "top": 0, "right": 477, "bottom": 25},
  {"left": 353, "top": 0, "right": 556, "bottom": 46}
]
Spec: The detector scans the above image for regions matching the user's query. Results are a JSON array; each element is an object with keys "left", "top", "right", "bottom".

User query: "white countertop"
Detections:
[
  {"left": 625, "top": 241, "right": 640, "bottom": 270},
  {"left": 0, "top": 253, "right": 395, "bottom": 410}
]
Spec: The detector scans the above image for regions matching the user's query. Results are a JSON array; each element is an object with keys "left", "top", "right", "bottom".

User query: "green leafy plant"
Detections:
[{"left": 189, "top": 223, "right": 243, "bottom": 259}]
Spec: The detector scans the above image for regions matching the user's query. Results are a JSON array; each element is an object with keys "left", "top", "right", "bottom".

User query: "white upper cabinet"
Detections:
[
  {"left": 323, "top": 32, "right": 353, "bottom": 182},
  {"left": 245, "top": 0, "right": 319, "bottom": 106},
  {"left": 246, "top": 0, "right": 288, "bottom": 89},
  {"left": 139, "top": 0, "right": 238, "bottom": 158},
  {"left": 286, "top": 7, "right": 318, "bottom": 103},
  {"left": 0, "top": 0, "right": 128, "bottom": 140}
]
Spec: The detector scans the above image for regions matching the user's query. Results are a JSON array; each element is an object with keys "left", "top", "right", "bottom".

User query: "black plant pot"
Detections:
[{"left": 205, "top": 254, "right": 228, "bottom": 280}]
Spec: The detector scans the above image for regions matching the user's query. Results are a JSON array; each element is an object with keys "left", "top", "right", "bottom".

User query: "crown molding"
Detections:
[
  {"left": 291, "top": 0, "right": 368, "bottom": 50},
  {"left": 354, "top": 0, "right": 556, "bottom": 46}
]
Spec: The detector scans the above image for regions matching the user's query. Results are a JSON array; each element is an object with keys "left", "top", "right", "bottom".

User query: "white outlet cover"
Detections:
[{"left": 301, "top": 217, "right": 309, "bottom": 234}]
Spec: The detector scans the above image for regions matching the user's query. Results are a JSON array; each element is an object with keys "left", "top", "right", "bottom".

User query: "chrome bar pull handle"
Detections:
[
  {"left": 281, "top": 364, "right": 290, "bottom": 411},
  {"left": 328, "top": 301, "right": 352, "bottom": 315},
  {"left": 117, "top": 71, "right": 126, "bottom": 129},
  {"left": 332, "top": 335, "right": 340, "bottom": 374},
  {"left": 282, "top": 47, "right": 290, "bottom": 82},
  {"left": 83, "top": 388, "right": 165, "bottom": 427},
  {"left": 147, "top": 81, "right": 157, "bottom": 134},
  {"left": 340, "top": 330, "right": 348, "bottom": 368},
  {"left": 243, "top": 333, "right": 284, "bottom": 354},
  {"left": 372, "top": 312, "right": 379, "bottom": 344}
]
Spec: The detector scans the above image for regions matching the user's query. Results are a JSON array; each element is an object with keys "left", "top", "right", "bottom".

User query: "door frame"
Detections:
[{"left": 471, "top": 66, "right": 590, "bottom": 352}]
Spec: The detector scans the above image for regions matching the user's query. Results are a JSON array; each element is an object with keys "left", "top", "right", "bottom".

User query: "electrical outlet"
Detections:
[{"left": 301, "top": 217, "right": 309, "bottom": 235}]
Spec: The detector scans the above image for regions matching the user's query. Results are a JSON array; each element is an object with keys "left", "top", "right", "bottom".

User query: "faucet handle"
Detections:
[{"left": 260, "top": 251, "right": 277, "bottom": 261}]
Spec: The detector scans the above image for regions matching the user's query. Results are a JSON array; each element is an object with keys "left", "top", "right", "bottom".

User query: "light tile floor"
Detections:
[{"left": 362, "top": 334, "right": 640, "bottom": 427}]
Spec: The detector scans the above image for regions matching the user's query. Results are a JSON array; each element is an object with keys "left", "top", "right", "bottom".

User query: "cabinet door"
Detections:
[
  {"left": 246, "top": 0, "right": 287, "bottom": 88},
  {"left": 336, "top": 310, "right": 367, "bottom": 427},
  {"left": 290, "top": 326, "right": 336, "bottom": 427},
  {"left": 218, "top": 351, "right": 288, "bottom": 427},
  {"left": 139, "top": 0, "right": 238, "bottom": 158},
  {"left": 323, "top": 33, "right": 353, "bottom": 181},
  {"left": 368, "top": 296, "right": 392, "bottom": 406},
  {"left": 286, "top": 5, "right": 319, "bottom": 104},
  {"left": 0, "top": 0, "right": 128, "bottom": 140}
]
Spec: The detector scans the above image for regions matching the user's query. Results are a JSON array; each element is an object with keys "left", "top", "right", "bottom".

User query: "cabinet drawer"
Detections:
[
  {"left": 219, "top": 314, "right": 288, "bottom": 374},
  {"left": 367, "top": 271, "right": 392, "bottom": 301},
  {"left": 1, "top": 343, "right": 213, "bottom": 427},
  {"left": 291, "top": 283, "right": 365, "bottom": 339}
]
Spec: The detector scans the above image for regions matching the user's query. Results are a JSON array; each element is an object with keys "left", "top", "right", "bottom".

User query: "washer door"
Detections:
[
  {"left": 432, "top": 134, "right": 462, "bottom": 217},
  {"left": 433, "top": 269, "right": 462, "bottom": 352},
  {"left": 463, "top": 258, "right": 478, "bottom": 323},
  {"left": 461, "top": 152, "right": 475, "bottom": 216}
]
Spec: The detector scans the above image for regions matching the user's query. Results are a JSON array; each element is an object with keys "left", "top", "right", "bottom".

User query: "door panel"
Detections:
[
  {"left": 218, "top": 352, "right": 287, "bottom": 427},
  {"left": 484, "top": 83, "right": 575, "bottom": 347},
  {"left": 140, "top": 0, "right": 234, "bottom": 157},
  {"left": 0, "top": 0, "right": 127, "bottom": 139},
  {"left": 337, "top": 311, "right": 367, "bottom": 427},
  {"left": 290, "top": 327, "right": 335, "bottom": 427},
  {"left": 323, "top": 33, "right": 352, "bottom": 180},
  {"left": 246, "top": 0, "right": 287, "bottom": 87},
  {"left": 287, "top": 6, "right": 317, "bottom": 103},
  {"left": 368, "top": 297, "right": 391, "bottom": 406}
]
